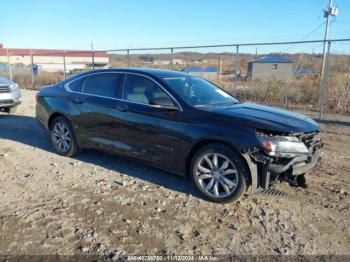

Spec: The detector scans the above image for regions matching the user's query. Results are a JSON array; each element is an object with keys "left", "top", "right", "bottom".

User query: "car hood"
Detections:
[
  {"left": 0, "top": 77, "right": 13, "bottom": 86},
  {"left": 207, "top": 103, "right": 320, "bottom": 133}
]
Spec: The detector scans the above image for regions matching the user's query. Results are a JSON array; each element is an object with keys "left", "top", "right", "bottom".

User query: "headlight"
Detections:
[
  {"left": 257, "top": 135, "right": 309, "bottom": 157},
  {"left": 9, "top": 83, "right": 19, "bottom": 91}
]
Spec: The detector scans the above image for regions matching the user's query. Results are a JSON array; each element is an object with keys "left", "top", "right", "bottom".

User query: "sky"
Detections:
[{"left": 1, "top": 0, "right": 350, "bottom": 53}]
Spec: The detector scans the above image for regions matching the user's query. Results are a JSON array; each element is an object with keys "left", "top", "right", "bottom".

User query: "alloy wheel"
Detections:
[
  {"left": 195, "top": 153, "right": 239, "bottom": 198},
  {"left": 52, "top": 122, "right": 72, "bottom": 153}
]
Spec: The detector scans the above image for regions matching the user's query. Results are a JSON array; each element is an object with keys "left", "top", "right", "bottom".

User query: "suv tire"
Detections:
[{"left": 4, "top": 107, "right": 17, "bottom": 114}]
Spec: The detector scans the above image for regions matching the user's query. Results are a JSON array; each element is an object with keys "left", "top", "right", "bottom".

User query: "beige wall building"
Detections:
[
  {"left": 247, "top": 56, "right": 294, "bottom": 80},
  {"left": 0, "top": 46, "right": 109, "bottom": 73}
]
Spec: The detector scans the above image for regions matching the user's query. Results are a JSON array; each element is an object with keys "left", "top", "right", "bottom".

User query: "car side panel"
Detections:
[
  {"left": 69, "top": 93, "right": 140, "bottom": 156},
  {"left": 113, "top": 100, "right": 189, "bottom": 172}
]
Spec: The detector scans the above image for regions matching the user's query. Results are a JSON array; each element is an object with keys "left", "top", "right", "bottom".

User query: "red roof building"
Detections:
[
  {"left": 0, "top": 47, "right": 108, "bottom": 57},
  {"left": 0, "top": 45, "right": 109, "bottom": 72}
]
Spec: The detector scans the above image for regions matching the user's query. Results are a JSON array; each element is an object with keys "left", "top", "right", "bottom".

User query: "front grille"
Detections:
[
  {"left": 0, "top": 99, "right": 13, "bottom": 105},
  {"left": 0, "top": 85, "right": 10, "bottom": 93}
]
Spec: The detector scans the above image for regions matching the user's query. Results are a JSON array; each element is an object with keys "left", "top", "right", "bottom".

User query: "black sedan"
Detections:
[{"left": 36, "top": 68, "right": 322, "bottom": 202}]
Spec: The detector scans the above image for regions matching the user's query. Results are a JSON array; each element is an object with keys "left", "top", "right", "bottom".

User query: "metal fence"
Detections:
[{"left": 2, "top": 38, "right": 350, "bottom": 121}]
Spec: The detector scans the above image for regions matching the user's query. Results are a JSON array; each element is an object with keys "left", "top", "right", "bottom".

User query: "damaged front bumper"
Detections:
[
  {"left": 268, "top": 150, "right": 320, "bottom": 176},
  {"left": 244, "top": 131, "right": 323, "bottom": 191}
]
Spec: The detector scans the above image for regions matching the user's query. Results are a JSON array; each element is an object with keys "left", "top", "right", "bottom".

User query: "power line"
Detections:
[
  {"left": 280, "top": 22, "right": 325, "bottom": 54},
  {"left": 334, "top": 21, "right": 350, "bottom": 25}
]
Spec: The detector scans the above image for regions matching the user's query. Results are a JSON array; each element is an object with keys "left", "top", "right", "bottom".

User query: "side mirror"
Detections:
[{"left": 150, "top": 97, "right": 180, "bottom": 111}]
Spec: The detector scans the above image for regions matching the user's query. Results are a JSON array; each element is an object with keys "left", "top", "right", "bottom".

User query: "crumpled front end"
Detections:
[
  {"left": 267, "top": 132, "right": 322, "bottom": 176},
  {"left": 245, "top": 130, "right": 323, "bottom": 190}
]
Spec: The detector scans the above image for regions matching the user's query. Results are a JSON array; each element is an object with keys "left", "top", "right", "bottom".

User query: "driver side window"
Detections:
[{"left": 123, "top": 74, "right": 174, "bottom": 106}]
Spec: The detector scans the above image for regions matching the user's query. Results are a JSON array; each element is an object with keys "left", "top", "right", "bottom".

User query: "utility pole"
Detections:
[
  {"left": 63, "top": 50, "right": 67, "bottom": 79},
  {"left": 170, "top": 48, "right": 174, "bottom": 69},
  {"left": 319, "top": 0, "right": 338, "bottom": 120},
  {"left": 30, "top": 48, "right": 35, "bottom": 90},
  {"left": 127, "top": 49, "right": 130, "bottom": 68},
  {"left": 91, "top": 41, "right": 95, "bottom": 70},
  {"left": 6, "top": 49, "right": 12, "bottom": 81},
  {"left": 255, "top": 48, "right": 258, "bottom": 59},
  {"left": 233, "top": 45, "right": 240, "bottom": 96},
  {"left": 219, "top": 55, "right": 223, "bottom": 80},
  {"left": 320, "top": 0, "right": 334, "bottom": 80},
  {"left": 319, "top": 41, "right": 331, "bottom": 120}
]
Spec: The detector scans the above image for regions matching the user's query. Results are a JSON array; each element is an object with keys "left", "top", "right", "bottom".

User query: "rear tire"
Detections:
[
  {"left": 50, "top": 116, "right": 80, "bottom": 157},
  {"left": 190, "top": 143, "right": 248, "bottom": 203}
]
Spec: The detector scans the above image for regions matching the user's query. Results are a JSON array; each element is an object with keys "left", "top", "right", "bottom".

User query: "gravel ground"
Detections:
[{"left": 0, "top": 89, "right": 349, "bottom": 257}]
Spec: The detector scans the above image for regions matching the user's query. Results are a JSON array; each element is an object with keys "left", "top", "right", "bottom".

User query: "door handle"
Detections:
[
  {"left": 73, "top": 98, "right": 85, "bottom": 104},
  {"left": 116, "top": 105, "right": 128, "bottom": 112}
]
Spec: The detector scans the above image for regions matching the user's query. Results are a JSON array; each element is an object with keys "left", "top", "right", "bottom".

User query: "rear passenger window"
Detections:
[
  {"left": 83, "top": 74, "right": 122, "bottom": 98},
  {"left": 68, "top": 77, "right": 85, "bottom": 92}
]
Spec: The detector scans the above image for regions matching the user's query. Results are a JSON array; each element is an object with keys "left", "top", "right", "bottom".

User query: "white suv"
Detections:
[{"left": 0, "top": 77, "right": 21, "bottom": 114}]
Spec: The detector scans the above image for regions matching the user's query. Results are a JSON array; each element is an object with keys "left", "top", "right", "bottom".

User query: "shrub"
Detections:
[
  {"left": 13, "top": 72, "right": 63, "bottom": 90},
  {"left": 298, "top": 75, "right": 320, "bottom": 104},
  {"left": 266, "top": 78, "right": 284, "bottom": 105},
  {"left": 327, "top": 73, "right": 350, "bottom": 114}
]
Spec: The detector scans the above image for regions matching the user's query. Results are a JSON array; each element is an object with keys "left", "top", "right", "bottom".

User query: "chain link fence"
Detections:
[{"left": 1, "top": 38, "right": 349, "bottom": 121}]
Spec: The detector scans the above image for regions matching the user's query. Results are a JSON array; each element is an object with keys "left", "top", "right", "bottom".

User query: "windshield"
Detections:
[{"left": 162, "top": 76, "right": 239, "bottom": 107}]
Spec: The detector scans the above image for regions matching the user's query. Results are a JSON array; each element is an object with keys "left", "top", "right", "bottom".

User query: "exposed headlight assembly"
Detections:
[{"left": 257, "top": 134, "right": 309, "bottom": 157}]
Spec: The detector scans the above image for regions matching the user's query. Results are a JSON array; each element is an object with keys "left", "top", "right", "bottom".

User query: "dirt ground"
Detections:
[{"left": 0, "top": 89, "right": 349, "bottom": 258}]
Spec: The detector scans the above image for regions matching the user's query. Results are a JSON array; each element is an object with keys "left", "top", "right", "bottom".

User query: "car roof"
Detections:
[
  {"left": 122, "top": 68, "right": 189, "bottom": 77},
  {"left": 74, "top": 68, "right": 189, "bottom": 79}
]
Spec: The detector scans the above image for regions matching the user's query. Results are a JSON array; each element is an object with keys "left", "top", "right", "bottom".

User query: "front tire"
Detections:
[
  {"left": 191, "top": 143, "right": 248, "bottom": 203},
  {"left": 4, "top": 106, "right": 17, "bottom": 114},
  {"left": 50, "top": 116, "right": 80, "bottom": 157}
]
